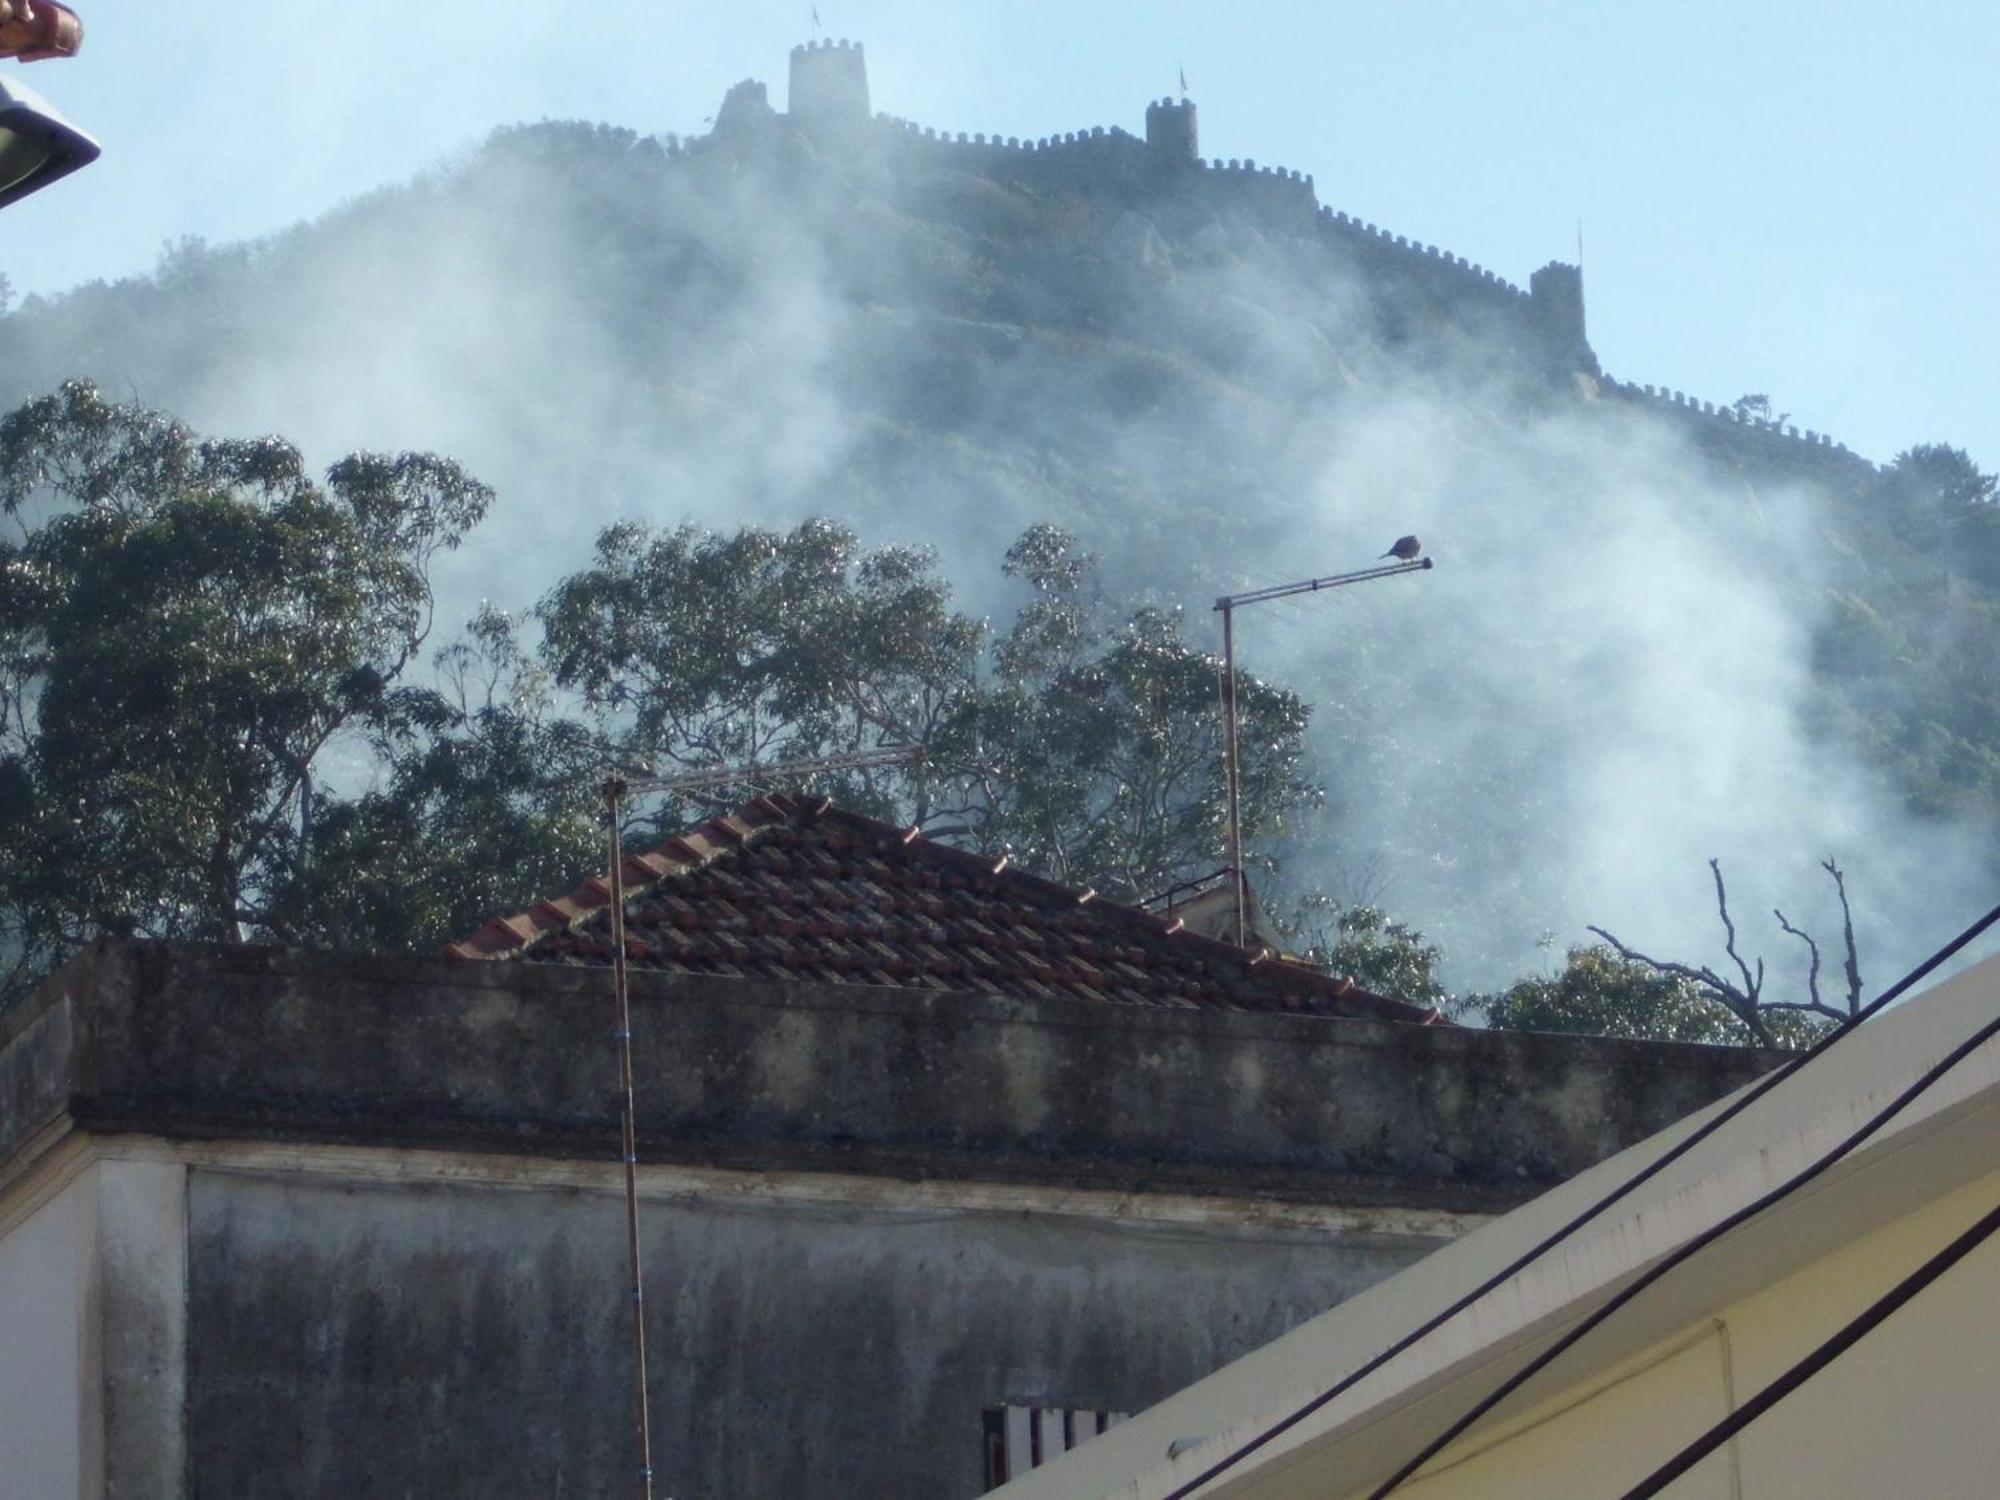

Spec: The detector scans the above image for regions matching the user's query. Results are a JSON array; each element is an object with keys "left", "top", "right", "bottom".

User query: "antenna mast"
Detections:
[
  {"left": 1215, "top": 556, "right": 1433, "bottom": 947},
  {"left": 597, "top": 743, "right": 922, "bottom": 1497}
]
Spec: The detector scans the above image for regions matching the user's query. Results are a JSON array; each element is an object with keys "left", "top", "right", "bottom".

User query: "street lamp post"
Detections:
[{"left": 1216, "top": 554, "right": 1434, "bottom": 947}]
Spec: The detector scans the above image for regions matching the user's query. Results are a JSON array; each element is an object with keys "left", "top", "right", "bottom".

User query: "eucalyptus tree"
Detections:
[
  {"left": 940, "top": 523, "right": 1317, "bottom": 902},
  {"left": 0, "top": 381, "right": 489, "bottom": 996},
  {"left": 538, "top": 518, "right": 1317, "bottom": 905}
]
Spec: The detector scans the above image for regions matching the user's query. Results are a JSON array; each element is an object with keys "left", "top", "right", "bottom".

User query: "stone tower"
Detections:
[
  {"left": 789, "top": 38, "right": 870, "bottom": 129},
  {"left": 1145, "top": 96, "right": 1199, "bottom": 164},
  {"left": 1529, "top": 261, "right": 1597, "bottom": 373}
]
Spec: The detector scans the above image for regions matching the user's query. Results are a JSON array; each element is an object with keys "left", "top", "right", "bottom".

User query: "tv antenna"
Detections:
[
  {"left": 1214, "top": 553, "right": 1433, "bottom": 947},
  {"left": 595, "top": 743, "right": 921, "bottom": 1499}
]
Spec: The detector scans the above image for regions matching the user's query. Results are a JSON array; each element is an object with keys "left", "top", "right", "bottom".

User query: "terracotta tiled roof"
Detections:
[{"left": 447, "top": 794, "right": 1442, "bottom": 1025}]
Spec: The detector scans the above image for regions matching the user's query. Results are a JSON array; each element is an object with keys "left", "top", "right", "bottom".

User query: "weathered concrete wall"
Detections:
[
  {"left": 0, "top": 976, "right": 79, "bottom": 1181},
  {"left": 0, "top": 1156, "right": 187, "bottom": 1500},
  {"left": 17, "top": 942, "right": 1783, "bottom": 1212},
  {"left": 0, "top": 941, "right": 1787, "bottom": 1499},
  {"left": 182, "top": 1165, "right": 1440, "bottom": 1500},
  {"left": 97, "top": 1158, "right": 188, "bottom": 1498},
  {"left": 0, "top": 1175, "right": 85, "bottom": 1499}
]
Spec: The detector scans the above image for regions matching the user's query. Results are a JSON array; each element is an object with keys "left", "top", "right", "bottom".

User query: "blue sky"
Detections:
[{"left": 6, "top": 1, "right": 1996, "bottom": 469}]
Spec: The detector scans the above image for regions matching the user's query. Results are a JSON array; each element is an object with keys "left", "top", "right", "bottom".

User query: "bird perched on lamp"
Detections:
[{"left": 1381, "top": 535, "right": 1422, "bottom": 561}]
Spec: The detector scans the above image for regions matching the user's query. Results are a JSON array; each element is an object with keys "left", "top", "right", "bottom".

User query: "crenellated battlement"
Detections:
[
  {"left": 692, "top": 37, "right": 1863, "bottom": 464},
  {"left": 1145, "top": 96, "right": 1199, "bottom": 164},
  {"left": 1602, "top": 378, "right": 1873, "bottom": 473},
  {"left": 1316, "top": 206, "right": 1530, "bottom": 301},
  {"left": 789, "top": 37, "right": 869, "bottom": 128}
]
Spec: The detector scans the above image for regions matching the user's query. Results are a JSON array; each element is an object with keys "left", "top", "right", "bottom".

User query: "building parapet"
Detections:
[{"left": 1, "top": 940, "right": 1784, "bottom": 1212}]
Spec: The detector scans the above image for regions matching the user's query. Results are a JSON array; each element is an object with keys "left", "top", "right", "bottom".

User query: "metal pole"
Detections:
[
  {"left": 1221, "top": 601, "right": 1246, "bottom": 949},
  {"left": 605, "top": 778, "right": 657, "bottom": 1500},
  {"left": 1213, "top": 554, "right": 1433, "bottom": 950}
]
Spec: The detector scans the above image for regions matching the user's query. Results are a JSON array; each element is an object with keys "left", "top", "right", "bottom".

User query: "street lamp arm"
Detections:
[
  {"left": 1215, "top": 552, "right": 1434, "bottom": 948},
  {"left": 1215, "top": 556, "right": 1433, "bottom": 613}
]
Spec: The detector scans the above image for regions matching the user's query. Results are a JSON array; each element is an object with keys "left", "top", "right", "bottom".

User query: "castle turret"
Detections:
[
  {"left": 712, "top": 78, "right": 777, "bottom": 142},
  {"left": 1145, "top": 96, "right": 1199, "bottom": 165},
  {"left": 789, "top": 38, "right": 870, "bottom": 129},
  {"left": 1529, "top": 261, "right": 1598, "bottom": 374}
]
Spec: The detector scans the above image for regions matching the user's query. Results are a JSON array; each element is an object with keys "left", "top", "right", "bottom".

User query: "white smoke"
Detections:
[{"left": 1, "top": 82, "right": 1989, "bottom": 1001}]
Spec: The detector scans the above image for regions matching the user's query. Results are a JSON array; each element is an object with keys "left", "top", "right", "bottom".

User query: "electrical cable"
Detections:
[
  {"left": 1159, "top": 896, "right": 2000, "bottom": 1500},
  {"left": 1362, "top": 978, "right": 2000, "bottom": 1497},
  {"left": 1618, "top": 1195, "right": 2000, "bottom": 1499}
]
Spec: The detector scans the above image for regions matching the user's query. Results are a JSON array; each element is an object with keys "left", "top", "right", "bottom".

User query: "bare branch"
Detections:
[
  {"left": 1773, "top": 906, "right": 1822, "bottom": 1011},
  {"left": 1710, "top": 858, "right": 1761, "bottom": 1005},
  {"left": 1586, "top": 923, "right": 1774, "bottom": 1047},
  {"left": 1824, "top": 858, "right": 1863, "bottom": 1017},
  {"left": 1759, "top": 998, "right": 1849, "bottom": 1023}
]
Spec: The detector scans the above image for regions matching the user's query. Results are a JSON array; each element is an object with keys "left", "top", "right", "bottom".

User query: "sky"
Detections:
[
  {"left": 4, "top": 1, "right": 1997, "bottom": 993},
  {"left": 7, "top": 1, "right": 1997, "bottom": 473}
]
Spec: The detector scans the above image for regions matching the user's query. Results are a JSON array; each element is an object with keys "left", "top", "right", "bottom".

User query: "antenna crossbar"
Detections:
[{"left": 615, "top": 744, "right": 921, "bottom": 797}]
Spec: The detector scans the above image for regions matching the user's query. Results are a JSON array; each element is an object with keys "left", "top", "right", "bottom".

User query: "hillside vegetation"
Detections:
[{"left": 0, "top": 111, "right": 1993, "bottom": 1000}]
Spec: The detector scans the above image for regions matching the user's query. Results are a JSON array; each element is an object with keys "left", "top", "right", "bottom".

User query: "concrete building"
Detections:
[
  {"left": 996, "top": 951, "right": 2000, "bottom": 1499},
  {"left": 0, "top": 797, "right": 1782, "bottom": 1497}
]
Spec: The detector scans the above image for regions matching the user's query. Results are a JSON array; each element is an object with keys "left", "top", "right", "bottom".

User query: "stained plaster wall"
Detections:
[
  {"left": 0, "top": 1156, "right": 185, "bottom": 1500},
  {"left": 181, "top": 1163, "right": 1445, "bottom": 1500},
  {"left": 0, "top": 1175, "right": 85, "bottom": 1498},
  {"left": 0, "top": 942, "right": 1785, "bottom": 1499}
]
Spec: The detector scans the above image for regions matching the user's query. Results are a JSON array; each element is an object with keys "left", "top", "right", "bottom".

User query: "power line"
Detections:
[
  {"left": 1619, "top": 1195, "right": 2000, "bottom": 1499},
  {"left": 1159, "top": 894, "right": 2000, "bottom": 1500},
  {"left": 1361, "top": 960, "right": 2000, "bottom": 1497}
]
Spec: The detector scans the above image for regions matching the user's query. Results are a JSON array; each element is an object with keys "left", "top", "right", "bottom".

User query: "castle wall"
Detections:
[
  {"left": 1601, "top": 376, "right": 1875, "bottom": 476},
  {"left": 864, "top": 112, "right": 1543, "bottom": 338},
  {"left": 697, "top": 39, "right": 1871, "bottom": 468}
]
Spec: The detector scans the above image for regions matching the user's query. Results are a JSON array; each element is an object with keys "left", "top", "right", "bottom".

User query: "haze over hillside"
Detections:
[{"left": 3, "top": 38, "right": 1994, "bottom": 991}]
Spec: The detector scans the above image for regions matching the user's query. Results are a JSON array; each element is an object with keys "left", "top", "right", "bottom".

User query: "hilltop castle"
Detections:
[{"left": 702, "top": 38, "right": 1861, "bottom": 473}]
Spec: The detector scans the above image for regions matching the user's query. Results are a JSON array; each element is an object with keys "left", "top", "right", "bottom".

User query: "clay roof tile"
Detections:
[{"left": 448, "top": 792, "right": 1439, "bottom": 1026}]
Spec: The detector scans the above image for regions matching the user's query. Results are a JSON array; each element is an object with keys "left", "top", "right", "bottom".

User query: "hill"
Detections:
[{"left": 1, "top": 40, "right": 1994, "bottom": 989}]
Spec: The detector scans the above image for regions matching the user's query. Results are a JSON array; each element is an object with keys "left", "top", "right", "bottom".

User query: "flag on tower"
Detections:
[
  {"left": 1179, "top": 66, "right": 1189, "bottom": 96},
  {"left": 812, "top": 4, "right": 821, "bottom": 36}
]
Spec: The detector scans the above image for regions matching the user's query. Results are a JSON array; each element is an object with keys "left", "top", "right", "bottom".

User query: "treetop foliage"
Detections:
[
  {"left": 0, "top": 382, "right": 489, "bottom": 991},
  {"left": 0, "top": 385, "right": 1909, "bottom": 1051},
  {"left": 0, "top": 386, "right": 1316, "bottom": 1003}
]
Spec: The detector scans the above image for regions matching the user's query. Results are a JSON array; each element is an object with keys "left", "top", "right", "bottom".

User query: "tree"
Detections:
[
  {"left": 537, "top": 518, "right": 1318, "bottom": 905},
  {"left": 538, "top": 516, "right": 984, "bottom": 830},
  {"left": 944, "top": 525, "right": 1318, "bottom": 900},
  {"left": 0, "top": 400, "right": 1326, "bottom": 999},
  {"left": 1730, "top": 393, "right": 1790, "bottom": 428},
  {"left": 1279, "top": 894, "right": 1448, "bottom": 1010},
  {"left": 0, "top": 381, "right": 490, "bottom": 999},
  {"left": 1482, "top": 944, "right": 1761, "bottom": 1045},
  {"left": 1880, "top": 443, "right": 1998, "bottom": 511},
  {"left": 270, "top": 607, "right": 602, "bottom": 953},
  {"left": 1572, "top": 858, "right": 1855, "bottom": 1048}
]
